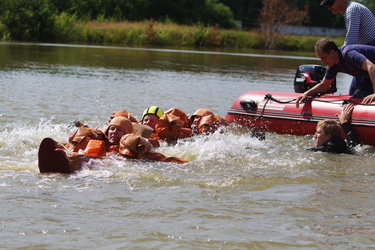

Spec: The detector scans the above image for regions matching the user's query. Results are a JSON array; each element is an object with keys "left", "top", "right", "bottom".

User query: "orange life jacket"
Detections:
[
  {"left": 164, "top": 108, "right": 191, "bottom": 128},
  {"left": 118, "top": 134, "right": 187, "bottom": 164},
  {"left": 83, "top": 139, "right": 106, "bottom": 158},
  {"left": 110, "top": 110, "right": 138, "bottom": 123},
  {"left": 143, "top": 151, "right": 188, "bottom": 164},
  {"left": 69, "top": 127, "right": 106, "bottom": 152}
]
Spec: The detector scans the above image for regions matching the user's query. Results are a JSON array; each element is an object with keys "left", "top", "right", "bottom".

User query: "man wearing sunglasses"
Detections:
[{"left": 320, "top": 0, "right": 375, "bottom": 46}]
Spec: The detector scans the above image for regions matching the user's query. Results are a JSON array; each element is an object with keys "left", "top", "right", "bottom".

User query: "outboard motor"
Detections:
[
  {"left": 294, "top": 65, "right": 337, "bottom": 94},
  {"left": 240, "top": 99, "right": 257, "bottom": 111}
]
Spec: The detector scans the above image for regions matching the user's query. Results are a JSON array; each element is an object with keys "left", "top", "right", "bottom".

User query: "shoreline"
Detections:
[
  {"left": 0, "top": 21, "right": 345, "bottom": 53},
  {"left": 0, "top": 41, "right": 319, "bottom": 61}
]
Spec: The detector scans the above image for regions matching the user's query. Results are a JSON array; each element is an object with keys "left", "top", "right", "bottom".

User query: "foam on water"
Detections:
[
  {"left": 1, "top": 43, "right": 375, "bottom": 249},
  {"left": 1, "top": 120, "right": 374, "bottom": 186}
]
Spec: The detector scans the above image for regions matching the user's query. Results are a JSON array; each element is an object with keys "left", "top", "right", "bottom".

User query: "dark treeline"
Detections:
[
  {"left": 48, "top": 0, "right": 374, "bottom": 28},
  {"left": 0, "top": 0, "right": 235, "bottom": 41},
  {"left": 221, "top": 0, "right": 344, "bottom": 28},
  {"left": 223, "top": 0, "right": 374, "bottom": 29},
  {"left": 49, "top": 0, "right": 235, "bottom": 27},
  {"left": 0, "top": 0, "right": 373, "bottom": 42}
]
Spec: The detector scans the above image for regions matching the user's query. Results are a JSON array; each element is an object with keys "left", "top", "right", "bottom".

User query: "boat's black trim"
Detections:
[{"left": 227, "top": 109, "right": 375, "bottom": 128}]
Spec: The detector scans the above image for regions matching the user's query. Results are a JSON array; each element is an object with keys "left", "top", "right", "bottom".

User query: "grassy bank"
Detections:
[{"left": 1, "top": 20, "right": 344, "bottom": 52}]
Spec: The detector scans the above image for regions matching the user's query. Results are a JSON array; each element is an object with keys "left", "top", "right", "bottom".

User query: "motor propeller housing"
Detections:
[{"left": 293, "top": 65, "right": 337, "bottom": 94}]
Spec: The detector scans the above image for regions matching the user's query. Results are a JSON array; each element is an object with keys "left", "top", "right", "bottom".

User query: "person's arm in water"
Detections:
[
  {"left": 295, "top": 78, "right": 335, "bottom": 108},
  {"left": 361, "top": 59, "right": 375, "bottom": 104},
  {"left": 338, "top": 103, "right": 359, "bottom": 149}
]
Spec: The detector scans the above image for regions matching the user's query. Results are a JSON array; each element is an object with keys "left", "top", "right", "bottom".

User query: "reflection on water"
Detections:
[{"left": 0, "top": 42, "right": 373, "bottom": 249}]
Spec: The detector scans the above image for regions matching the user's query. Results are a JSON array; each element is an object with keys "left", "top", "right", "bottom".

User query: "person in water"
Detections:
[
  {"left": 307, "top": 103, "right": 359, "bottom": 154},
  {"left": 104, "top": 116, "right": 134, "bottom": 150},
  {"left": 296, "top": 38, "right": 375, "bottom": 106},
  {"left": 38, "top": 116, "right": 188, "bottom": 174},
  {"left": 89, "top": 115, "right": 187, "bottom": 163},
  {"left": 39, "top": 117, "right": 135, "bottom": 173},
  {"left": 69, "top": 116, "right": 134, "bottom": 153},
  {"left": 189, "top": 108, "right": 233, "bottom": 136},
  {"left": 139, "top": 106, "right": 165, "bottom": 147},
  {"left": 141, "top": 106, "right": 164, "bottom": 130},
  {"left": 118, "top": 133, "right": 188, "bottom": 164},
  {"left": 190, "top": 108, "right": 216, "bottom": 135},
  {"left": 150, "top": 107, "right": 192, "bottom": 145},
  {"left": 109, "top": 109, "right": 138, "bottom": 123},
  {"left": 337, "top": 103, "right": 360, "bottom": 150},
  {"left": 308, "top": 119, "right": 348, "bottom": 153}
]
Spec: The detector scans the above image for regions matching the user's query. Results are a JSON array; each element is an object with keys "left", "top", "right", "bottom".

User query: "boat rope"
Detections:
[
  {"left": 264, "top": 94, "right": 296, "bottom": 104},
  {"left": 260, "top": 96, "right": 271, "bottom": 118},
  {"left": 346, "top": 99, "right": 375, "bottom": 106},
  {"left": 264, "top": 94, "right": 375, "bottom": 106}
]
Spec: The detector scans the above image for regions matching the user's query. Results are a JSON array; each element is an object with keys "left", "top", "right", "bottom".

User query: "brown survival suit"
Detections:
[{"left": 38, "top": 117, "right": 187, "bottom": 174}]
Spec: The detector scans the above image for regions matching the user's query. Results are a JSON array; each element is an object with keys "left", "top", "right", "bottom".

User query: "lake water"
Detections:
[{"left": 0, "top": 42, "right": 374, "bottom": 249}]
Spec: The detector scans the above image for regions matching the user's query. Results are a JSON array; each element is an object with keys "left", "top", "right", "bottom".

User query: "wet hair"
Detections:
[
  {"left": 316, "top": 119, "right": 341, "bottom": 137},
  {"left": 315, "top": 38, "right": 339, "bottom": 54}
]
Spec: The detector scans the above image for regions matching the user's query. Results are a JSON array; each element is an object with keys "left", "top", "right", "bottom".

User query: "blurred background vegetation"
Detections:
[{"left": 0, "top": 0, "right": 372, "bottom": 50}]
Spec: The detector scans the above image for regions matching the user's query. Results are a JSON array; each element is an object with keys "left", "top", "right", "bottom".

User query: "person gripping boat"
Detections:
[
  {"left": 307, "top": 103, "right": 359, "bottom": 154},
  {"left": 296, "top": 39, "right": 375, "bottom": 106}
]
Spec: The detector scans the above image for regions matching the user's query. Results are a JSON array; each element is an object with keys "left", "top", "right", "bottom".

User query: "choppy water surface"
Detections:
[{"left": 0, "top": 42, "right": 374, "bottom": 249}]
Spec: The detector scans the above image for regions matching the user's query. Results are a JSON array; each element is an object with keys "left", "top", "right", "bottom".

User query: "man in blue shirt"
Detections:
[
  {"left": 320, "top": 0, "right": 375, "bottom": 96},
  {"left": 296, "top": 38, "right": 375, "bottom": 107}
]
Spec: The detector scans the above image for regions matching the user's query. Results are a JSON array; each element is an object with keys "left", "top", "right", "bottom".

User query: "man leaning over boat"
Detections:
[{"left": 296, "top": 38, "right": 375, "bottom": 107}]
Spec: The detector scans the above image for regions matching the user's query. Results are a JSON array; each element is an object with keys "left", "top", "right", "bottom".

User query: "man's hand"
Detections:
[
  {"left": 361, "top": 93, "right": 375, "bottom": 104},
  {"left": 338, "top": 103, "right": 355, "bottom": 124},
  {"left": 295, "top": 94, "right": 309, "bottom": 108}
]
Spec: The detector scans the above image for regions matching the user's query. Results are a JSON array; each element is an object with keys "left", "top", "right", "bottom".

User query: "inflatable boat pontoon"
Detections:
[{"left": 226, "top": 65, "right": 375, "bottom": 146}]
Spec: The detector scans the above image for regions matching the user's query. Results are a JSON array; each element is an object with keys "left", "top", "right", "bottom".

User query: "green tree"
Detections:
[
  {"left": 203, "top": 0, "right": 236, "bottom": 28},
  {"left": 46, "top": 0, "right": 236, "bottom": 28},
  {"left": 259, "top": 0, "right": 309, "bottom": 49},
  {"left": 302, "top": 0, "right": 344, "bottom": 28},
  {"left": 219, "top": 0, "right": 346, "bottom": 29},
  {"left": 144, "top": 0, "right": 235, "bottom": 28},
  {"left": 0, "top": 0, "right": 56, "bottom": 41},
  {"left": 48, "top": 0, "right": 74, "bottom": 13},
  {"left": 218, "top": 0, "right": 262, "bottom": 28},
  {"left": 357, "top": 0, "right": 375, "bottom": 13}
]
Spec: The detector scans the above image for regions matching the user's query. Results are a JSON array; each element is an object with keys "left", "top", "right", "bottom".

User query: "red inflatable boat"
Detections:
[{"left": 225, "top": 90, "right": 375, "bottom": 146}]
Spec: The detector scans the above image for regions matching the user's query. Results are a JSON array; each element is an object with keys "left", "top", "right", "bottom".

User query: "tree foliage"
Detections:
[
  {"left": 0, "top": 0, "right": 55, "bottom": 41},
  {"left": 259, "top": 0, "right": 309, "bottom": 49},
  {"left": 218, "top": 0, "right": 262, "bottom": 28},
  {"left": 45, "top": 0, "right": 235, "bottom": 27},
  {"left": 218, "top": 0, "right": 347, "bottom": 29},
  {"left": 0, "top": 0, "right": 372, "bottom": 42},
  {"left": 357, "top": 0, "right": 375, "bottom": 13},
  {"left": 302, "top": 0, "right": 344, "bottom": 28},
  {"left": 0, "top": 0, "right": 237, "bottom": 41}
]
